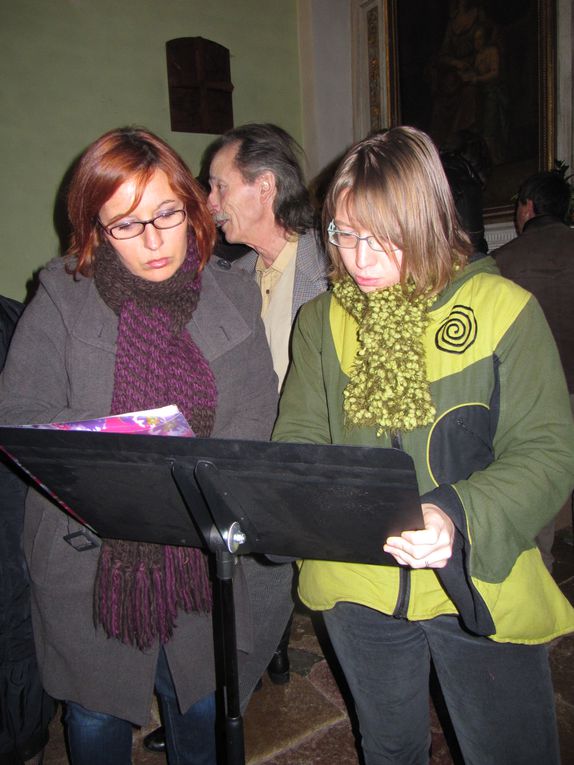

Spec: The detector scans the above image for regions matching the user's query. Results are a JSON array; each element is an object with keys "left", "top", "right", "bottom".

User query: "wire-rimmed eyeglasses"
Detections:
[
  {"left": 327, "top": 220, "right": 386, "bottom": 252},
  {"left": 99, "top": 209, "right": 187, "bottom": 240}
]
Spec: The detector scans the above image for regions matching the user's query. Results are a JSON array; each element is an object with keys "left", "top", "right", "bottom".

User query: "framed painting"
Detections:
[{"left": 385, "top": 0, "right": 557, "bottom": 221}]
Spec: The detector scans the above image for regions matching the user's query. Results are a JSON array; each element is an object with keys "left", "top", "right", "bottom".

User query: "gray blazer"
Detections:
[
  {"left": 0, "top": 257, "right": 292, "bottom": 724},
  {"left": 233, "top": 230, "right": 330, "bottom": 324}
]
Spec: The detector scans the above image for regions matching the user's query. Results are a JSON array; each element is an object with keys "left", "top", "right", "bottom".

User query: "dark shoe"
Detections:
[
  {"left": 267, "top": 645, "right": 290, "bottom": 685},
  {"left": 143, "top": 726, "right": 166, "bottom": 754}
]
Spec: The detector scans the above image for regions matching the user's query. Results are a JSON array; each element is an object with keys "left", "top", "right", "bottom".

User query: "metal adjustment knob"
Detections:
[{"left": 223, "top": 521, "right": 246, "bottom": 553}]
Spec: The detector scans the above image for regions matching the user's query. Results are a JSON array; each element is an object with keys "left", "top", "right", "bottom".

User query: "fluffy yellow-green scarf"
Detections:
[{"left": 332, "top": 276, "right": 436, "bottom": 436}]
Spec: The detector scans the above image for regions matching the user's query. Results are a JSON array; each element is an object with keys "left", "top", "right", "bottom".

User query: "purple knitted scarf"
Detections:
[{"left": 92, "top": 237, "right": 217, "bottom": 650}]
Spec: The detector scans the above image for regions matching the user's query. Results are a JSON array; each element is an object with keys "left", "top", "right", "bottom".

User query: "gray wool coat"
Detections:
[
  {"left": 233, "top": 230, "right": 330, "bottom": 323},
  {"left": 0, "top": 256, "right": 293, "bottom": 725}
]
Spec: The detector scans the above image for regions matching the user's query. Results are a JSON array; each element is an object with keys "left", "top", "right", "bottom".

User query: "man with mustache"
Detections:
[
  {"left": 209, "top": 121, "right": 329, "bottom": 673},
  {"left": 208, "top": 122, "right": 329, "bottom": 389}
]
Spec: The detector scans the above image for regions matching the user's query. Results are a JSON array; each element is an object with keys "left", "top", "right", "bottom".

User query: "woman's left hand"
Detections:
[{"left": 383, "top": 503, "right": 455, "bottom": 569}]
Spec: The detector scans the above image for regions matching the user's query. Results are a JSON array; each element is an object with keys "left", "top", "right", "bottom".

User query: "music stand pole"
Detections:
[
  {"left": 214, "top": 547, "right": 245, "bottom": 765},
  {"left": 173, "top": 461, "right": 248, "bottom": 765}
]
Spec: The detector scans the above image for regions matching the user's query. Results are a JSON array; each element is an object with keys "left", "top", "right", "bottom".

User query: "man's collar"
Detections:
[
  {"left": 522, "top": 214, "right": 566, "bottom": 233},
  {"left": 255, "top": 237, "right": 298, "bottom": 274}
]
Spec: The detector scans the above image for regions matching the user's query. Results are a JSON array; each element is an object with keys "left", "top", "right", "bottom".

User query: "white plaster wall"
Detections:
[{"left": 298, "top": 0, "right": 353, "bottom": 179}]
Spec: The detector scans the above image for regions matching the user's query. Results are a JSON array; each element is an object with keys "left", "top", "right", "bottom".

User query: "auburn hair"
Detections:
[{"left": 67, "top": 127, "right": 215, "bottom": 275}]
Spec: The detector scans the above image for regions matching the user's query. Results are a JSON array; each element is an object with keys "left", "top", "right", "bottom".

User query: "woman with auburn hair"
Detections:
[
  {"left": 0, "top": 127, "right": 292, "bottom": 765},
  {"left": 273, "top": 126, "right": 574, "bottom": 764}
]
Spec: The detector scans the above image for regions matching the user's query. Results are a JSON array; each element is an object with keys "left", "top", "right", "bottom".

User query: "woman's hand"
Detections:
[{"left": 383, "top": 503, "right": 455, "bottom": 569}]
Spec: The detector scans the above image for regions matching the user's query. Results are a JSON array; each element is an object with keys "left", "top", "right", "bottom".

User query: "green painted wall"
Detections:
[{"left": 1, "top": 0, "right": 302, "bottom": 300}]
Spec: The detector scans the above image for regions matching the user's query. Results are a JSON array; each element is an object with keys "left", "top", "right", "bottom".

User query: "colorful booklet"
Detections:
[
  {"left": 1, "top": 405, "right": 194, "bottom": 531},
  {"left": 19, "top": 404, "right": 195, "bottom": 438}
]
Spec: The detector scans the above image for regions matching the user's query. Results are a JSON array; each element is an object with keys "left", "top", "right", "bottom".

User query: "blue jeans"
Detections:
[
  {"left": 323, "top": 603, "right": 560, "bottom": 765},
  {"left": 65, "top": 649, "right": 216, "bottom": 765}
]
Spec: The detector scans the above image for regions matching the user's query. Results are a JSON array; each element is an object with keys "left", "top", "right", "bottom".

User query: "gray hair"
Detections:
[{"left": 209, "top": 123, "right": 314, "bottom": 234}]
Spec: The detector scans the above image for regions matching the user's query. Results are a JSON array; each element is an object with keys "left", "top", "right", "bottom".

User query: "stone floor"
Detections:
[{"left": 42, "top": 529, "right": 574, "bottom": 764}]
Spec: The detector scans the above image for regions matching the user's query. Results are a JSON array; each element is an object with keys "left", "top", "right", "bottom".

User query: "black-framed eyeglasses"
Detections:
[
  {"left": 327, "top": 220, "right": 386, "bottom": 252},
  {"left": 99, "top": 209, "right": 187, "bottom": 240}
]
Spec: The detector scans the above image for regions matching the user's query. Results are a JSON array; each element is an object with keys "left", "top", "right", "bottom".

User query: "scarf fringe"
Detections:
[{"left": 94, "top": 543, "right": 212, "bottom": 650}]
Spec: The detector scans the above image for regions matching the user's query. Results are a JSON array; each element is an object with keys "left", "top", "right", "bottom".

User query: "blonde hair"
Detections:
[{"left": 323, "top": 126, "right": 471, "bottom": 296}]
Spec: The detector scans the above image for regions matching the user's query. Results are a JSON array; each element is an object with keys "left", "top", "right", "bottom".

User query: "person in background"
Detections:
[
  {"left": 0, "top": 127, "right": 292, "bottom": 765},
  {"left": 273, "top": 126, "right": 574, "bottom": 764},
  {"left": 209, "top": 122, "right": 328, "bottom": 667},
  {"left": 495, "top": 170, "right": 574, "bottom": 571},
  {"left": 208, "top": 123, "right": 329, "bottom": 390},
  {"left": 0, "top": 295, "right": 55, "bottom": 765},
  {"left": 195, "top": 140, "right": 250, "bottom": 265},
  {"left": 495, "top": 170, "right": 573, "bottom": 384},
  {"left": 440, "top": 149, "right": 488, "bottom": 258}
]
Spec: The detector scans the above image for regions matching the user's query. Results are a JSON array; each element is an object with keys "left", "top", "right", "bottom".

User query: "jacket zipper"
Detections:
[
  {"left": 456, "top": 417, "right": 494, "bottom": 456},
  {"left": 390, "top": 431, "right": 411, "bottom": 618},
  {"left": 393, "top": 567, "right": 411, "bottom": 618}
]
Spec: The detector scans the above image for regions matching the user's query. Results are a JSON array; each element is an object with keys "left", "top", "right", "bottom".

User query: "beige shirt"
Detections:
[{"left": 255, "top": 238, "right": 298, "bottom": 389}]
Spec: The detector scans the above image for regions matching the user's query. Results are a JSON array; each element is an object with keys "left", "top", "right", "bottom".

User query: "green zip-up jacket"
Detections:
[{"left": 273, "top": 257, "right": 574, "bottom": 644}]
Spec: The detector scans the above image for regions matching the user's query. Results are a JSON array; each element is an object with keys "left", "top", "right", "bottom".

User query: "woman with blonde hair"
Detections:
[{"left": 273, "top": 126, "right": 574, "bottom": 764}]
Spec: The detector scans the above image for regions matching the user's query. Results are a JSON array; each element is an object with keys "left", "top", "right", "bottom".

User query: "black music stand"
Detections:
[{"left": 0, "top": 428, "right": 423, "bottom": 765}]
